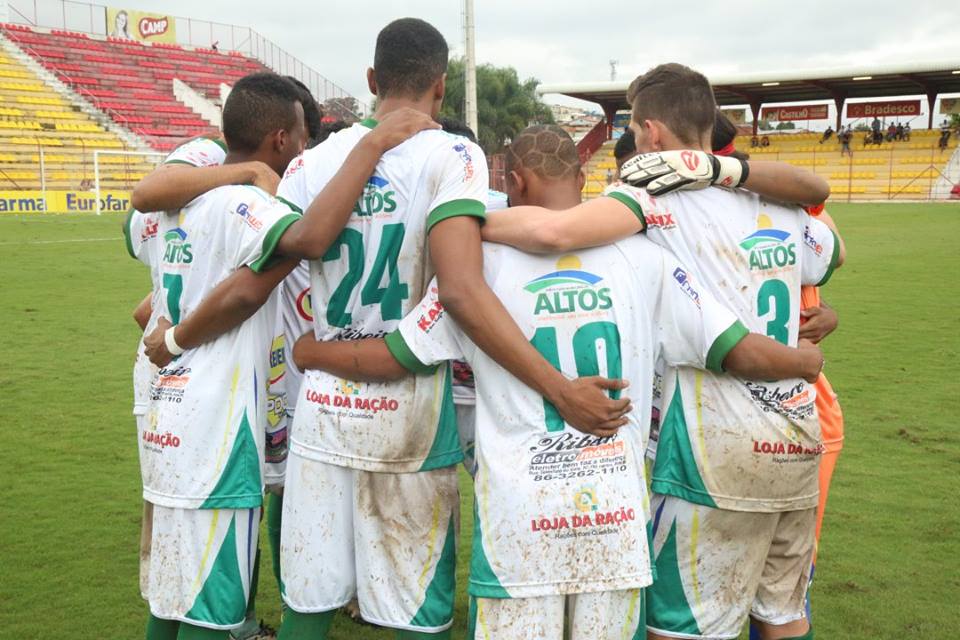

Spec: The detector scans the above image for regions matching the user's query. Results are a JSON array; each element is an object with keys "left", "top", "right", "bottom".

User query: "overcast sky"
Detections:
[{"left": 72, "top": 0, "right": 960, "bottom": 109}]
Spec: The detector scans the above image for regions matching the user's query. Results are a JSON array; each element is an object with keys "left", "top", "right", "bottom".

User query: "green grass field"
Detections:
[{"left": 1, "top": 203, "right": 958, "bottom": 639}]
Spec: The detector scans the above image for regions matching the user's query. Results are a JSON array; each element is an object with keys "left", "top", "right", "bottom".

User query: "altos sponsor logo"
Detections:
[
  {"left": 672, "top": 267, "right": 701, "bottom": 307},
  {"left": 139, "top": 16, "right": 169, "bottom": 38},
  {"left": 452, "top": 142, "right": 475, "bottom": 182},
  {"left": 354, "top": 176, "right": 397, "bottom": 216},
  {"left": 739, "top": 215, "right": 795, "bottom": 271},
  {"left": 753, "top": 439, "right": 823, "bottom": 456},
  {"left": 142, "top": 430, "right": 180, "bottom": 449},
  {"left": 163, "top": 228, "right": 193, "bottom": 264},
  {"left": 531, "top": 505, "right": 636, "bottom": 533},
  {"left": 304, "top": 388, "right": 399, "bottom": 413},
  {"left": 416, "top": 288, "right": 444, "bottom": 332},
  {"left": 234, "top": 202, "right": 263, "bottom": 231},
  {"left": 525, "top": 255, "right": 612, "bottom": 316}
]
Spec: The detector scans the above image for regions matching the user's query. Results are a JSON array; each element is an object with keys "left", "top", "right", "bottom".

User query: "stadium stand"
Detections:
[
  {"left": 0, "top": 24, "right": 268, "bottom": 151},
  {"left": 580, "top": 129, "right": 958, "bottom": 201}
]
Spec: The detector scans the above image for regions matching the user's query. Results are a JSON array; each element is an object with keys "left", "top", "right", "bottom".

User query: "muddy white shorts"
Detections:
[
  {"left": 646, "top": 494, "right": 814, "bottom": 639},
  {"left": 469, "top": 588, "right": 645, "bottom": 639},
  {"left": 280, "top": 451, "right": 459, "bottom": 633},
  {"left": 146, "top": 505, "right": 259, "bottom": 630}
]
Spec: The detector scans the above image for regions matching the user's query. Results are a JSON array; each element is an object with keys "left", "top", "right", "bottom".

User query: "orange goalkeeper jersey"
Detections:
[{"left": 800, "top": 285, "right": 844, "bottom": 452}]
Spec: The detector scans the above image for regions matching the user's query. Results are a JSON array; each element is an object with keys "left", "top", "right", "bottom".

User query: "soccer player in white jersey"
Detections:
[
  {"left": 272, "top": 19, "right": 628, "bottom": 640},
  {"left": 287, "top": 123, "right": 824, "bottom": 640},
  {"left": 125, "top": 73, "right": 438, "bottom": 640},
  {"left": 480, "top": 64, "right": 844, "bottom": 640}
]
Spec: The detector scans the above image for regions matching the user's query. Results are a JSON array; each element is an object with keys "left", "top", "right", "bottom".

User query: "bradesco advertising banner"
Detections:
[
  {"left": 761, "top": 104, "right": 829, "bottom": 121},
  {"left": 106, "top": 7, "right": 176, "bottom": 44},
  {"left": 847, "top": 100, "right": 921, "bottom": 119},
  {"left": 0, "top": 190, "right": 131, "bottom": 214}
]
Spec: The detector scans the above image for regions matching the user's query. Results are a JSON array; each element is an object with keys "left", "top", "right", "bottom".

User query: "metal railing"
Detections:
[{"left": 4, "top": 0, "right": 360, "bottom": 114}]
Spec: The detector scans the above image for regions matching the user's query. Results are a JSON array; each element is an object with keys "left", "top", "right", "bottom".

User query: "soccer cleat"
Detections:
[{"left": 229, "top": 620, "right": 276, "bottom": 640}]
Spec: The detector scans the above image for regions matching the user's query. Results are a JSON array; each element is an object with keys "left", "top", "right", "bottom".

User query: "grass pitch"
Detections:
[{"left": 0, "top": 203, "right": 957, "bottom": 639}]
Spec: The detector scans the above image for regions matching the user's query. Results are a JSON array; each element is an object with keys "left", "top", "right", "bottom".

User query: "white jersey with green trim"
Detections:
[
  {"left": 277, "top": 120, "right": 488, "bottom": 472},
  {"left": 131, "top": 137, "right": 227, "bottom": 419},
  {"left": 389, "top": 237, "right": 743, "bottom": 598},
  {"left": 604, "top": 185, "right": 840, "bottom": 512},
  {"left": 124, "top": 185, "right": 300, "bottom": 509}
]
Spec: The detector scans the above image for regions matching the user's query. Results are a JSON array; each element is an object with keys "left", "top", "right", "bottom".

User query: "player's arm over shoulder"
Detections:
[{"left": 480, "top": 185, "right": 646, "bottom": 253}]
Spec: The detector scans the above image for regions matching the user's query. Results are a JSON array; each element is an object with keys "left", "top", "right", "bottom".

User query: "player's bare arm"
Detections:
[
  {"left": 131, "top": 161, "right": 281, "bottom": 212},
  {"left": 292, "top": 334, "right": 407, "bottom": 382},
  {"left": 741, "top": 160, "right": 830, "bottom": 205},
  {"left": 133, "top": 292, "right": 152, "bottom": 331},
  {"left": 799, "top": 301, "right": 839, "bottom": 343},
  {"left": 482, "top": 197, "right": 643, "bottom": 253},
  {"left": 723, "top": 334, "right": 824, "bottom": 383},
  {"left": 431, "top": 215, "right": 632, "bottom": 436},
  {"left": 275, "top": 108, "right": 439, "bottom": 259},
  {"left": 143, "top": 258, "right": 299, "bottom": 367}
]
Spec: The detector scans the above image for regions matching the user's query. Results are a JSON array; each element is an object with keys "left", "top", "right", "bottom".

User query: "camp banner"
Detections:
[
  {"left": 106, "top": 7, "right": 177, "bottom": 44},
  {"left": 941, "top": 98, "right": 960, "bottom": 115},
  {"left": 0, "top": 190, "right": 131, "bottom": 214},
  {"left": 846, "top": 100, "right": 921, "bottom": 118},
  {"left": 721, "top": 108, "right": 747, "bottom": 124},
  {"left": 761, "top": 104, "right": 829, "bottom": 121}
]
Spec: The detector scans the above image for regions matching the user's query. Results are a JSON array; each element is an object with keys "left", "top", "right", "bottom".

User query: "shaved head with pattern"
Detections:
[{"left": 506, "top": 124, "right": 581, "bottom": 181}]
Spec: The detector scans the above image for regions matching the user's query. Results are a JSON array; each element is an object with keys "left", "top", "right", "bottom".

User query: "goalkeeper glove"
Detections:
[{"left": 620, "top": 150, "right": 749, "bottom": 196}]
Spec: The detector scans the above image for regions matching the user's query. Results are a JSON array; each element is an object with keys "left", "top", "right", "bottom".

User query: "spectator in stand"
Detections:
[
  {"left": 211, "top": 41, "right": 219, "bottom": 52},
  {"left": 819, "top": 125, "right": 834, "bottom": 144},
  {"left": 760, "top": 134, "right": 770, "bottom": 147},
  {"left": 903, "top": 123, "right": 912, "bottom": 141},
  {"left": 840, "top": 127, "right": 852, "bottom": 157},
  {"left": 885, "top": 123, "right": 897, "bottom": 142},
  {"left": 871, "top": 116, "right": 881, "bottom": 136},
  {"left": 606, "top": 168, "right": 614, "bottom": 184},
  {"left": 895, "top": 123, "right": 905, "bottom": 141},
  {"left": 613, "top": 130, "right": 637, "bottom": 173},
  {"left": 950, "top": 183, "right": 960, "bottom": 199},
  {"left": 750, "top": 135, "right": 759, "bottom": 148},
  {"left": 939, "top": 119, "right": 952, "bottom": 152}
]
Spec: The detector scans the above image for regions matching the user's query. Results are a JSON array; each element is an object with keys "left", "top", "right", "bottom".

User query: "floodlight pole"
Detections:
[{"left": 463, "top": 0, "right": 478, "bottom": 137}]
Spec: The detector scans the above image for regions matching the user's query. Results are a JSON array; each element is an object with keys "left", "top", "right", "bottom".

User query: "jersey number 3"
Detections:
[{"left": 757, "top": 279, "right": 790, "bottom": 345}]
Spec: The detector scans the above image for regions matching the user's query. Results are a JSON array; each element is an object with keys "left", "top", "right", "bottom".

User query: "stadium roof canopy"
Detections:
[{"left": 539, "top": 60, "right": 960, "bottom": 129}]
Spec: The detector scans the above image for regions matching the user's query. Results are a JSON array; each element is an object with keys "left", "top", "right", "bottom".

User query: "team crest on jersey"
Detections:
[
  {"left": 336, "top": 378, "right": 362, "bottom": 396},
  {"left": 524, "top": 255, "right": 612, "bottom": 317},
  {"left": 573, "top": 485, "right": 599, "bottom": 512},
  {"left": 162, "top": 228, "right": 193, "bottom": 265},
  {"left": 354, "top": 175, "right": 397, "bottom": 217},
  {"left": 740, "top": 214, "right": 796, "bottom": 271},
  {"left": 295, "top": 287, "right": 314, "bottom": 322}
]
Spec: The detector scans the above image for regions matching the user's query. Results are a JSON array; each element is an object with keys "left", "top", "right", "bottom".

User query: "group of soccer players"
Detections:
[{"left": 123, "top": 16, "right": 847, "bottom": 640}]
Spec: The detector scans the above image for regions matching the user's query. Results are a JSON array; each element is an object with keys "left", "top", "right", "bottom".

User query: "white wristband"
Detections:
[{"left": 164, "top": 326, "right": 185, "bottom": 356}]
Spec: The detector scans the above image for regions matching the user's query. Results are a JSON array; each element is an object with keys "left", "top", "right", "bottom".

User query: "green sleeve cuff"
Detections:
[
  {"left": 426, "top": 198, "right": 486, "bottom": 233},
  {"left": 385, "top": 330, "right": 439, "bottom": 375},
  {"left": 249, "top": 213, "right": 300, "bottom": 273},
  {"left": 706, "top": 320, "right": 749, "bottom": 372},
  {"left": 604, "top": 191, "right": 647, "bottom": 231},
  {"left": 816, "top": 230, "right": 841, "bottom": 287},
  {"left": 161, "top": 159, "right": 199, "bottom": 166},
  {"left": 276, "top": 195, "right": 303, "bottom": 214},
  {"left": 122, "top": 208, "right": 136, "bottom": 259}
]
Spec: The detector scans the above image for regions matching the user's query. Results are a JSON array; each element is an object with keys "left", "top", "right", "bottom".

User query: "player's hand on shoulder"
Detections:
[
  {"left": 144, "top": 316, "right": 175, "bottom": 368},
  {"left": 245, "top": 161, "right": 280, "bottom": 195},
  {"left": 554, "top": 376, "right": 632, "bottom": 438},
  {"left": 620, "top": 150, "right": 746, "bottom": 196},
  {"left": 367, "top": 107, "right": 441, "bottom": 152},
  {"left": 798, "top": 305, "right": 838, "bottom": 344},
  {"left": 796, "top": 338, "right": 825, "bottom": 383}
]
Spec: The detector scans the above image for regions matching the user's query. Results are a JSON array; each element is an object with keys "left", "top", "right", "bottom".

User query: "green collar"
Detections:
[{"left": 360, "top": 117, "right": 378, "bottom": 129}]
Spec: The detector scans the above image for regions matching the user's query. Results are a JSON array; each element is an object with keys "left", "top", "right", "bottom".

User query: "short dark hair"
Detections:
[
  {"left": 613, "top": 132, "right": 636, "bottom": 161},
  {"left": 437, "top": 117, "right": 477, "bottom": 143},
  {"left": 627, "top": 63, "right": 716, "bottom": 146},
  {"left": 223, "top": 72, "right": 302, "bottom": 153},
  {"left": 505, "top": 124, "right": 580, "bottom": 180},
  {"left": 285, "top": 76, "right": 324, "bottom": 145},
  {"left": 315, "top": 119, "right": 350, "bottom": 145},
  {"left": 711, "top": 109, "right": 737, "bottom": 151},
  {"left": 374, "top": 18, "right": 448, "bottom": 98}
]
